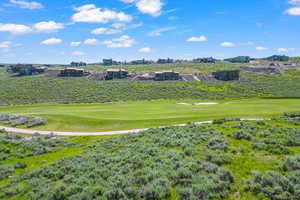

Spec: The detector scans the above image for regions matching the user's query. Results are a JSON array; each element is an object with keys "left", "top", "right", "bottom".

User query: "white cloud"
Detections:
[
  {"left": 277, "top": 48, "right": 294, "bottom": 53},
  {"left": 256, "top": 46, "right": 268, "bottom": 51},
  {"left": 139, "top": 47, "right": 152, "bottom": 53},
  {"left": 103, "top": 35, "right": 135, "bottom": 48},
  {"left": 121, "top": 0, "right": 164, "bottom": 17},
  {"left": 187, "top": 35, "right": 208, "bottom": 42},
  {"left": 72, "top": 4, "right": 132, "bottom": 23},
  {"left": 0, "top": 41, "right": 12, "bottom": 49},
  {"left": 91, "top": 27, "right": 122, "bottom": 35},
  {"left": 289, "top": 0, "right": 300, "bottom": 5},
  {"left": 148, "top": 27, "right": 175, "bottom": 37},
  {"left": 285, "top": 7, "right": 300, "bottom": 15},
  {"left": 111, "top": 23, "right": 126, "bottom": 29},
  {"left": 136, "top": 0, "right": 163, "bottom": 17},
  {"left": 41, "top": 38, "right": 62, "bottom": 45},
  {"left": 0, "top": 22, "right": 64, "bottom": 35},
  {"left": 72, "top": 51, "right": 85, "bottom": 56},
  {"left": 33, "top": 21, "right": 64, "bottom": 33},
  {"left": 70, "top": 42, "right": 81, "bottom": 47},
  {"left": 92, "top": 22, "right": 143, "bottom": 35},
  {"left": 84, "top": 38, "right": 101, "bottom": 45},
  {"left": 0, "top": 23, "right": 32, "bottom": 35},
  {"left": 8, "top": 0, "right": 43, "bottom": 9},
  {"left": 220, "top": 42, "right": 235, "bottom": 47}
]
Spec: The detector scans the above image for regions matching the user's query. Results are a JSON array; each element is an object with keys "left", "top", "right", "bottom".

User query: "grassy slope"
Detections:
[
  {"left": 0, "top": 98, "right": 300, "bottom": 132},
  {"left": 0, "top": 65, "right": 300, "bottom": 106}
]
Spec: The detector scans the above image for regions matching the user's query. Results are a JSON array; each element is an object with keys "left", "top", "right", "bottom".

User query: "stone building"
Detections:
[
  {"left": 105, "top": 68, "right": 128, "bottom": 80},
  {"left": 130, "top": 59, "right": 151, "bottom": 65},
  {"left": 154, "top": 70, "right": 180, "bottom": 81},
  {"left": 8, "top": 64, "right": 47, "bottom": 76},
  {"left": 225, "top": 56, "right": 251, "bottom": 63},
  {"left": 267, "top": 55, "right": 289, "bottom": 62},
  {"left": 212, "top": 70, "right": 240, "bottom": 81},
  {"left": 193, "top": 57, "right": 216, "bottom": 63}
]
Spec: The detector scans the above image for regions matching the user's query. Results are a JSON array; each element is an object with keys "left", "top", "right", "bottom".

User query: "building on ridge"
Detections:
[
  {"left": 154, "top": 70, "right": 180, "bottom": 81},
  {"left": 105, "top": 68, "right": 128, "bottom": 80}
]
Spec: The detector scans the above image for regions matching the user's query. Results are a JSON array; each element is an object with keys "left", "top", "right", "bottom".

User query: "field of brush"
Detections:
[{"left": 1, "top": 114, "right": 300, "bottom": 200}]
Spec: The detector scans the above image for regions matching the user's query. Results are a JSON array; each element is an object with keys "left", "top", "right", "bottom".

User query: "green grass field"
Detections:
[{"left": 1, "top": 98, "right": 300, "bottom": 132}]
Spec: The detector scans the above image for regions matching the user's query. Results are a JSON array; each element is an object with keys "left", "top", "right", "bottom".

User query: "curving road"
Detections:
[{"left": 0, "top": 118, "right": 268, "bottom": 136}]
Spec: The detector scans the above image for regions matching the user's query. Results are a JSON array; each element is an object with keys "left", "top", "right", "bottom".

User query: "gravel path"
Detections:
[{"left": 0, "top": 118, "right": 268, "bottom": 136}]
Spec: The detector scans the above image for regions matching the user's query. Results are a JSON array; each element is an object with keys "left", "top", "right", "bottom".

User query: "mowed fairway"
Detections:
[{"left": 0, "top": 98, "right": 300, "bottom": 132}]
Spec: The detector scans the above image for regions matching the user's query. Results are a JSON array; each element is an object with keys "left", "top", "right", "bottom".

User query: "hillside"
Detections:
[{"left": 0, "top": 64, "right": 300, "bottom": 105}]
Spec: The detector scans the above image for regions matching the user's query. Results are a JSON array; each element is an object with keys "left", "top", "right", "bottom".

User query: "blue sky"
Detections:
[{"left": 0, "top": 0, "right": 299, "bottom": 64}]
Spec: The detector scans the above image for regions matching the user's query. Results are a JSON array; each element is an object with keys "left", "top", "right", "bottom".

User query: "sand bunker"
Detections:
[{"left": 193, "top": 102, "right": 219, "bottom": 105}]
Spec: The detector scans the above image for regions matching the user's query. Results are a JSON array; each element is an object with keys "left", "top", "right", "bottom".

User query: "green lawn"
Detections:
[{"left": 0, "top": 98, "right": 299, "bottom": 132}]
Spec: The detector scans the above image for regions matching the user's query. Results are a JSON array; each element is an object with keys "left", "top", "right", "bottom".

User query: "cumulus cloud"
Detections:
[
  {"left": 285, "top": 7, "right": 300, "bottom": 15},
  {"left": 136, "top": 0, "right": 163, "bottom": 16},
  {"left": 220, "top": 42, "right": 235, "bottom": 47},
  {"left": 84, "top": 38, "right": 101, "bottom": 45},
  {"left": 285, "top": 0, "right": 300, "bottom": 16},
  {"left": 0, "top": 21, "right": 64, "bottom": 35},
  {"left": 72, "top": 51, "right": 85, "bottom": 56},
  {"left": 0, "top": 23, "right": 32, "bottom": 35},
  {"left": 33, "top": 21, "right": 64, "bottom": 33},
  {"left": 121, "top": 0, "right": 164, "bottom": 17},
  {"left": 8, "top": 0, "right": 43, "bottom": 9},
  {"left": 256, "top": 46, "right": 268, "bottom": 51},
  {"left": 103, "top": 35, "right": 135, "bottom": 48},
  {"left": 139, "top": 47, "right": 152, "bottom": 53},
  {"left": 41, "top": 38, "right": 62, "bottom": 45},
  {"left": 72, "top": 4, "right": 132, "bottom": 23},
  {"left": 70, "top": 42, "right": 81, "bottom": 47},
  {"left": 186, "top": 35, "right": 208, "bottom": 42}
]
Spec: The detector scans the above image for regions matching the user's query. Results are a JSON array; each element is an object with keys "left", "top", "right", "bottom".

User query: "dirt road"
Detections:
[{"left": 0, "top": 118, "right": 267, "bottom": 136}]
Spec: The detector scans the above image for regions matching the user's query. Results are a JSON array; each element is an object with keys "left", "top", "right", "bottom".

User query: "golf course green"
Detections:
[{"left": 0, "top": 98, "right": 299, "bottom": 132}]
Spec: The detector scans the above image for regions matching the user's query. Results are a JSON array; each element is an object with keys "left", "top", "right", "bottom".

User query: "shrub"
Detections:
[
  {"left": 284, "top": 154, "right": 300, "bottom": 171},
  {"left": 247, "top": 171, "right": 297, "bottom": 200},
  {"left": 27, "top": 117, "right": 46, "bottom": 128},
  {"left": 205, "top": 151, "right": 231, "bottom": 165},
  {"left": 0, "top": 164, "right": 15, "bottom": 180},
  {"left": 206, "top": 136, "right": 228, "bottom": 151},
  {"left": 230, "top": 130, "right": 253, "bottom": 140},
  {"left": 15, "top": 162, "right": 27, "bottom": 169},
  {"left": 0, "top": 113, "right": 47, "bottom": 128},
  {"left": 143, "top": 179, "right": 171, "bottom": 200}
]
